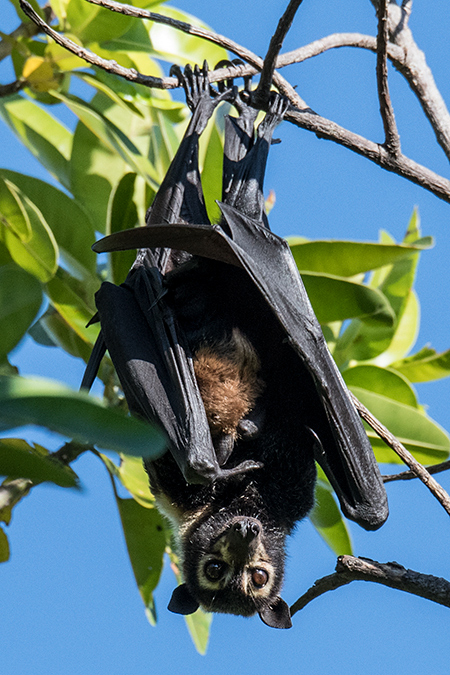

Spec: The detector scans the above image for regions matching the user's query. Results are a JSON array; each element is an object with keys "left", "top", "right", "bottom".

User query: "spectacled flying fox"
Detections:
[{"left": 83, "top": 62, "right": 388, "bottom": 629}]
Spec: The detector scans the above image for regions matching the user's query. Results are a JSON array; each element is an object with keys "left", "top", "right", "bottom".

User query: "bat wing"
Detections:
[
  {"left": 94, "top": 207, "right": 388, "bottom": 530},
  {"left": 94, "top": 255, "right": 260, "bottom": 484}
]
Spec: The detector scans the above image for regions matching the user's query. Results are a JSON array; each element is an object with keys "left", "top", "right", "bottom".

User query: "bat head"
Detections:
[{"left": 168, "top": 513, "right": 292, "bottom": 629}]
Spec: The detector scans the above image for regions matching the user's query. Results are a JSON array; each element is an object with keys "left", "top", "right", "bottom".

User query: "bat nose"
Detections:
[{"left": 231, "top": 517, "right": 260, "bottom": 541}]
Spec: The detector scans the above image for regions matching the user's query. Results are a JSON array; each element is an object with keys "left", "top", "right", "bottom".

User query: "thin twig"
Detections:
[
  {"left": 255, "top": 0, "right": 304, "bottom": 106},
  {"left": 290, "top": 555, "right": 450, "bottom": 616},
  {"left": 376, "top": 0, "right": 401, "bottom": 155},
  {"left": 385, "top": 0, "right": 450, "bottom": 162},
  {"left": 351, "top": 392, "right": 450, "bottom": 516},
  {"left": 278, "top": 32, "right": 403, "bottom": 66},
  {"left": 383, "top": 459, "right": 450, "bottom": 483}
]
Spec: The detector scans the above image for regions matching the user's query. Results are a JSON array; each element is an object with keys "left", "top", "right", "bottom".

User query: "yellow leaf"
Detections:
[{"left": 23, "top": 57, "right": 60, "bottom": 93}]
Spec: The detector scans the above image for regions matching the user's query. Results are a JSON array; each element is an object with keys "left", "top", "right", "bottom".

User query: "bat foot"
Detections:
[
  {"left": 170, "top": 61, "right": 235, "bottom": 117},
  {"left": 256, "top": 92, "right": 289, "bottom": 142}
]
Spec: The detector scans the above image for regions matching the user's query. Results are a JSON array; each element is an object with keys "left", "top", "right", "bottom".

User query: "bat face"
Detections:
[
  {"left": 164, "top": 498, "right": 293, "bottom": 628},
  {"left": 179, "top": 514, "right": 284, "bottom": 616},
  {"left": 86, "top": 63, "right": 388, "bottom": 628}
]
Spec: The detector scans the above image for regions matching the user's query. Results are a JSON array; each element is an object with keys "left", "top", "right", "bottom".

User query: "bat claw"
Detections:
[
  {"left": 216, "top": 460, "right": 264, "bottom": 480},
  {"left": 171, "top": 61, "right": 234, "bottom": 113}
]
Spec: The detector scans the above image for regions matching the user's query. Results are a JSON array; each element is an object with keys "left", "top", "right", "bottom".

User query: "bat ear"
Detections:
[
  {"left": 168, "top": 584, "right": 200, "bottom": 615},
  {"left": 258, "top": 597, "right": 292, "bottom": 629}
]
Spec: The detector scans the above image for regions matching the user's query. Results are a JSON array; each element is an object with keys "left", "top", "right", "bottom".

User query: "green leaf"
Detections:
[
  {"left": 0, "top": 177, "right": 31, "bottom": 239},
  {"left": 302, "top": 272, "right": 395, "bottom": 326},
  {"left": 290, "top": 238, "right": 432, "bottom": 277},
  {"left": 0, "top": 376, "right": 167, "bottom": 459},
  {"left": 146, "top": 5, "right": 227, "bottom": 66},
  {"left": 372, "top": 290, "right": 419, "bottom": 365},
  {"left": 65, "top": 0, "right": 134, "bottom": 43},
  {"left": 0, "top": 170, "right": 96, "bottom": 276},
  {"left": 334, "top": 215, "right": 427, "bottom": 364},
  {"left": 0, "top": 526, "right": 9, "bottom": 563},
  {"left": 54, "top": 92, "right": 160, "bottom": 189},
  {"left": 0, "top": 182, "right": 58, "bottom": 283},
  {"left": 118, "top": 454, "right": 155, "bottom": 508},
  {"left": 201, "top": 116, "right": 224, "bottom": 223},
  {"left": 0, "top": 437, "right": 78, "bottom": 487},
  {"left": 309, "top": 481, "right": 352, "bottom": 555},
  {"left": 0, "top": 95, "right": 72, "bottom": 189},
  {"left": 185, "top": 609, "right": 213, "bottom": 655},
  {"left": 342, "top": 364, "right": 418, "bottom": 407},
  {"left": 0, "top": 265, "right": 42, "bottom": 360},
  {"left": 30, "top": 308, "right": 94, "bottom": 364},
  {"left": 334, "top": 317, "right": 394, "bottom": 364},
  {"left": 350, "top": 386, "right": 450, "bottom": 465},
  {"left": 392, "top": 345, "right": 450, "bottom": 383},
  {"left": 107, "top": 173, "right": 138, "bottom": 284},
  {"left": 99, "top": 452, "right": 155, "bottom": 508},
  {"left": 69, "top": 90, "right": 159, "bottom": 230},
  {"left": 115, "top": 497, "right": 166, "bottom": 621},
  {"left": 45, "top": 268, "right": 99, "bottom": 346}
]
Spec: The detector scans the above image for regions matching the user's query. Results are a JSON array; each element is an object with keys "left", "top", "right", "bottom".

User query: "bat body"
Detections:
[{"left": 84, "top": 64, "right": 388, "bottom": 628}]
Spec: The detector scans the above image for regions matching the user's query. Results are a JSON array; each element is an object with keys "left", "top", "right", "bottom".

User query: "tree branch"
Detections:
[
  {"left": 290, "top": 556, "right": 450, "bottom": 616},
  {"left": 376, "top": 0, "right": 401, "bottom": 155},
  {"left": 351, "top": 392, "right": 450, "bottom": 516},
  {"left": 254, "top": 0, "right": 305, "bottom": 107},
  {"left": 380, "top": 0, "right": 450, "bottom": 163},
  {"left": 383, "top": 459, "right": 450, "bottom": 483}
]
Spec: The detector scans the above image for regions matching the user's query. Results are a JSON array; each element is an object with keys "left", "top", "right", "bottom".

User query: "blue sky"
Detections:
[{"left": 2, "top": 1, "right": 450, "bottom": 673}]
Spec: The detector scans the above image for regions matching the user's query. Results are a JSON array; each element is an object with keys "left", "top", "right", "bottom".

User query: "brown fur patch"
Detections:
[{"left": 193, "top": 328, "right": 264, "bottom": 438}]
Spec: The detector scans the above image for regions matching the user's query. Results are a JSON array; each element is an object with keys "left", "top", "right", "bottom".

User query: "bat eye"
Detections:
[
  {"left": 251, "top": 568, "right": 269, "bottom": 588},
  {"left": 204, "top": 560, "right": 227, "bottom": 581}
]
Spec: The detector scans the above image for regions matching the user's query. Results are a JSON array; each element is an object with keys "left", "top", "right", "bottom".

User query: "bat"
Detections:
[{"left": 82, "top": 63, "right": 388, "bottom": 628}]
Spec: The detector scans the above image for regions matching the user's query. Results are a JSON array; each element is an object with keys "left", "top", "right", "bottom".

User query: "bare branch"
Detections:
[
  {"left": 291, "top": 556, "right": 450, "bottom": 616},
  {"left": 385, "top": 1, "right": 450, "bottom": 163},
  {"left": 278, "top": 32, "right": 403, "bottom": 66},
  {"left": 286, "top": 107, "right": 450, "bottom": 203},
  {"left": 376, "top": 0, "right": 401, "bottom": 155},
  {"left": 351, "top": 392, "right": 450, "bottom": 516},
  {"left": 383, "top": 459, "right": 450, "bottom": 483},
  {"left": 255, "top": 0, "right": 305, "bottom": 106}
]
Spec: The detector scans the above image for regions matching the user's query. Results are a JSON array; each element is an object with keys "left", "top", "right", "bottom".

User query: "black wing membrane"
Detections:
[{"left": 88, "top": 69, "right": 388, "bottom": 530}]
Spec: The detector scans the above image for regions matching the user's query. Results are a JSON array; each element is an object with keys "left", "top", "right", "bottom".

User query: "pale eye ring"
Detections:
[
  {"left": 251, "top": 568, "right": 269, "bottom": 588},
  {"left": 204, "top": 560, "right": 227, "bottom": 581}
]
